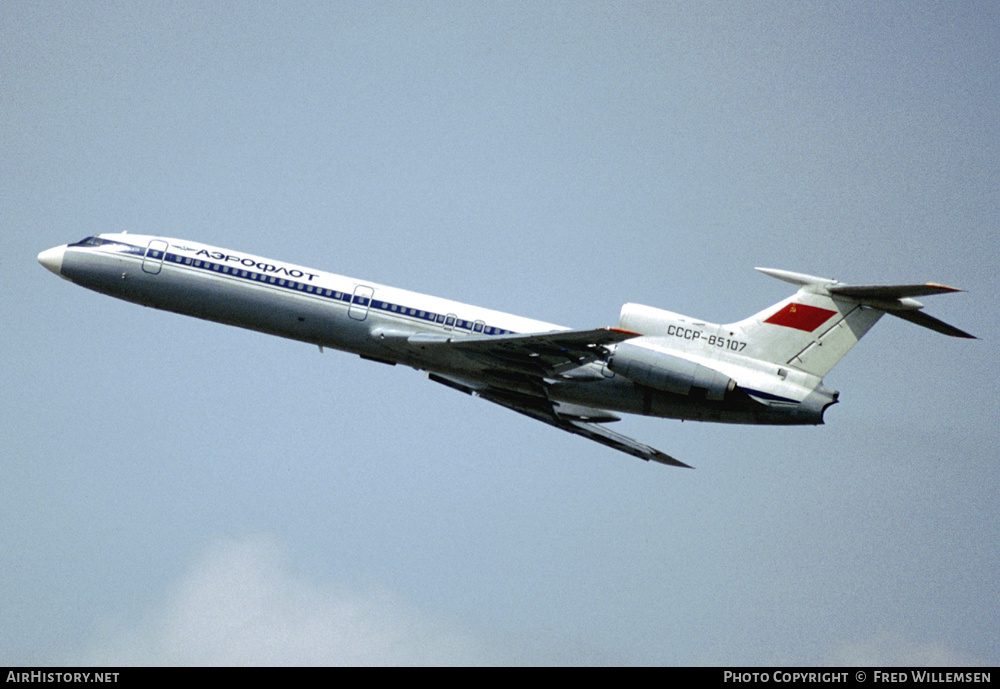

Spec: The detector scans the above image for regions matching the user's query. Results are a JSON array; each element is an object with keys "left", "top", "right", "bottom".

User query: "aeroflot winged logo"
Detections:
[
  {"left": 192, "top": 249, "right": 320, "bottom": 281},
  {"left": 764, "top": 303, "right": 837, "bottom": 332}
]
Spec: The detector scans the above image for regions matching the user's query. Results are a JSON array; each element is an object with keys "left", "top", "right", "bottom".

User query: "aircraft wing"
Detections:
[
  {"left": 393, "top": 326, "right": 691, "bottom": 466},
  {"left": 401, "top": 326, "right": 642, "bottom": 377},
  {"left": 428, "top": 373, "right": 691, "bottom": 468}
]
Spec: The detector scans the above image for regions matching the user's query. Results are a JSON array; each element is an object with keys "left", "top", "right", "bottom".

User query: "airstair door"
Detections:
[
  {"left": 142, "top": 240, "right": 168, "bottom": 275},
  {"left": 349, "top": 285, "right": 374, "bottom": 321}
]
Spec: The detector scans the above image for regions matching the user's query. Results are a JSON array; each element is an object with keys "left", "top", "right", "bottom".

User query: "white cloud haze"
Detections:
[{"left": 67, "top": 537, "right": 494, "bottom": 666}]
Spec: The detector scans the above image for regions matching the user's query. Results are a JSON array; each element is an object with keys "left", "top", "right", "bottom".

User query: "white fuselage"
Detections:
[{"left": 38, "top": 234, "right": 834, "bottom": 426}]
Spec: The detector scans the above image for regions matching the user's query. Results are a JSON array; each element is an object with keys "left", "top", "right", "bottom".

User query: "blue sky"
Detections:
[{"left": 3, "top": 2, "right": 998, "bottom": 665}]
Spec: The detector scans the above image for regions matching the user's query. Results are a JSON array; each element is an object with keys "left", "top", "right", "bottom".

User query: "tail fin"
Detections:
[{"left": 727, "top": 268, "right": 974, "bottom": 378}]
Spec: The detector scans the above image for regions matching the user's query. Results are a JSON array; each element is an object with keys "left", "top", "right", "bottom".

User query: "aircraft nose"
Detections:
[{"left": 38, "top": 246, "right": 66, "bottom": 276}]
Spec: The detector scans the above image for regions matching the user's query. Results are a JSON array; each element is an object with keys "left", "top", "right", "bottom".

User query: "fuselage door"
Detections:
[
  {"left": 142, "top": 240, "right": 168, "bottom": 275},
  {"left": 349, "top": 285, "right": 374, "bottom": 321}
]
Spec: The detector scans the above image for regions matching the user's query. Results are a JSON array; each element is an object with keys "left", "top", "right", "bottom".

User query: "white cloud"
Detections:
[{"left": 69, "top": 536, "right": 494, "bottom": 666}]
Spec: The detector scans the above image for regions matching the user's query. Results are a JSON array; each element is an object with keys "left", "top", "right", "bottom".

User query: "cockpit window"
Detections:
[
  {"left": 69, "top": 236, "right": 104, "bottom": 247},
  {"left": 68, "top": 236, "right": 145, "bottom": 255}
]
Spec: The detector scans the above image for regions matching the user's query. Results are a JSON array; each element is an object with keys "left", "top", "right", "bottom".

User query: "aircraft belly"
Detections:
[{"left": 547, "top": 378, "right": 811, "bottom": 425}]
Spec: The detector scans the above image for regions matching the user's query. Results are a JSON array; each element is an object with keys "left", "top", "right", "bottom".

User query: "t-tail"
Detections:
[{"left": 730, "top": 268, "right": 975, "bottom": 378}]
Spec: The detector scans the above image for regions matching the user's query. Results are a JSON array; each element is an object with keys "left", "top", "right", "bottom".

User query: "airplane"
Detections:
[{"left": 37, "top": 234, "right": 974, "bottom": 468}]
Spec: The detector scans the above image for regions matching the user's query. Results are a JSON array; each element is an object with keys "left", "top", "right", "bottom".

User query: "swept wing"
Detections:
[
  {"left": 414, "top": 326, "right": 691, "bottom": 468},
  {"left": 391, "top": 326, "right": 640, "bottom": 376},
  {"left": 428, "top": 373, "right": 689, "bottom": 468}
]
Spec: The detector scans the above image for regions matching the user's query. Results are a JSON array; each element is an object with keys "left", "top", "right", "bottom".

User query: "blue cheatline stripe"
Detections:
[
  {"left": 742, "top": 388, "right": 799, "bottom": 404},
  {"left": 78, "top": 237, "right": 515, "bottom": 337}
]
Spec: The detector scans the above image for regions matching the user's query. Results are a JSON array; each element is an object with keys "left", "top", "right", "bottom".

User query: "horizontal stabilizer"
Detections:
[
  {"left": 888, "top": 309, "right": 976, "bottom": 339},
  {"left": 755, "top": 268, "right": 975, "bottom": 340},
  {"left": 826, "top": 282, "right": 975, "bottom": 338},
  {"left": 828, "top": 283, "right": 963, "bottom": 300}
]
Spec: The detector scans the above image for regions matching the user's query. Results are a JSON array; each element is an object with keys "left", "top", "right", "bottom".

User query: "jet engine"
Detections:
[{"left": 607, "top": 343, "right": 736, "bottom": 401}]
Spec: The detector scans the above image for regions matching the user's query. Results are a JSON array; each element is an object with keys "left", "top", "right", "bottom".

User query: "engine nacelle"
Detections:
[{"left": 608, "top": 343, "right": 736, "bottom": 401}]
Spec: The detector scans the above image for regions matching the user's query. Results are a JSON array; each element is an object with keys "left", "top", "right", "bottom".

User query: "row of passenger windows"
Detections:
[
  {"left": 74, "top": 236, "right": 515, "bottom": 335},
  {"left": 166, "top": 254, "right": 353, "bottom": 300},
  {"left": 77, "top": 236, "right": 517, "bottom": 336},
  {"left": 380, "top": 303, "right": 492, "bottom": 333},
  {"left": 153, "top": 247, "right": 512, "bottom": 336}
]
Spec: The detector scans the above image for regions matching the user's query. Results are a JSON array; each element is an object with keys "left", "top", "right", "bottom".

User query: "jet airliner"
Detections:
[{"left": 38, "top": 234, "right": 974, "bottom": 467}]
